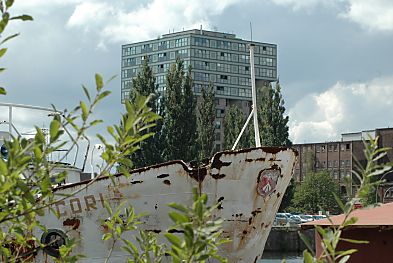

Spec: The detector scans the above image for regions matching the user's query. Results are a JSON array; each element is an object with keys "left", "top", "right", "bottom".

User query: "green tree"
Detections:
[
  {"left": 162, "top": 58, "right": 197, "bottom": 162},
  {"left": 250, "top": 81, "right": 291, "bottom": 147},
  {"left": 223, "top": 104, "right": 248, "bottom": 150},
  {"left": 181, "top": 65, "right": 198, "bottom": 162},
  {"left": 291, "top": 170, "right": 340, "bottom": 214},
  {"left": 278, "top": 178, "right": 295, "bottom": 212},
  {"left": 197, "top": 83, "right": 216, "bottom": 160},
  {"left": 282, "top": 151, "right": 315, "bottom": 212},
  {"left": 129, "top": 57, "right": 164, "bottom": 168}
]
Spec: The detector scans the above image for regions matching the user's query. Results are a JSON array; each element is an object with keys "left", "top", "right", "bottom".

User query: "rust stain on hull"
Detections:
[{"left": 63, "top": 218, "right": 80, "bottom": 230}]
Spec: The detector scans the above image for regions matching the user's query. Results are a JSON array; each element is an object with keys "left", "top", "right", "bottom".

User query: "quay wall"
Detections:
[{"left": 264, "top": 226, "right": 315, "bottom": 252}]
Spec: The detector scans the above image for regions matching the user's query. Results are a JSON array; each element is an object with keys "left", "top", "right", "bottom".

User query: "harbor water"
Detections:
[{"left": 259, "top": 252, "right": 303, "bottom": 262}]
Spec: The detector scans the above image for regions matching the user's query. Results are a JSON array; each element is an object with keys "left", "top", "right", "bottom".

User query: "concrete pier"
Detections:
[{"left": 264, "top": 226, "right": 315, "bottom": 252}]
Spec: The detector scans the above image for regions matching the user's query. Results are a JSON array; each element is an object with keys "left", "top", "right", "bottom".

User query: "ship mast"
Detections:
[{"left": 231, "top": 43, "right": 261, "bottom": 149}]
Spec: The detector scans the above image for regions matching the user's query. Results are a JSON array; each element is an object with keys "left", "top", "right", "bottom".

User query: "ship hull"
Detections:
[{"left": 35, "top": 147, "right": 297, "bottom": 262}]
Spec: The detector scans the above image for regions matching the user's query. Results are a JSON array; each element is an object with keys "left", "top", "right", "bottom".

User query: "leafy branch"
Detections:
[{"left": 302, "top": 136, "right": 392, "bottom": 263}]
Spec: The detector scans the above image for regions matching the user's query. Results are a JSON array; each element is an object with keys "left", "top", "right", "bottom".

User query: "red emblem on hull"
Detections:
[{"left": 257, "top": 169, "right": 280, "bottom": 197}]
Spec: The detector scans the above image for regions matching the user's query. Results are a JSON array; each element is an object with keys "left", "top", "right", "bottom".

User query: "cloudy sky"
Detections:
[{"left": 2, "top": 0, "right": 393, "bottom": 152}]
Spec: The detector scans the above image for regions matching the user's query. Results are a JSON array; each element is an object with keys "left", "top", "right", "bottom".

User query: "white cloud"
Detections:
[
  {"left": 341, "top": 0, "right": 393, "bottom": 31},
  {"left": 270, "top": 0, "right": 335, "bottom": 10},
  {"left": 288, "top": 76, "right": 393, "bottom": 143},
  {"left": 15, "top": 0, "right": 393, "bottom": 48},
  {"left": 12, "top": 0, "right": 83, "bottom": 15},
  {"left": 67, "top": 2, "right": 115, "bottom": 32},
  {"left": 269, "top": 0, "right": 393, "bottom": 31},
  {"left": 65, "top": 0, "right": 246, "bottom": 46}
]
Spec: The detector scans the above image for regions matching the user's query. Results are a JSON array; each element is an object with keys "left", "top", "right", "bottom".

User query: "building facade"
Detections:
[
  {"left": 121, "top": 29, "right": 277, "bottom": 150},
  {"left": 293, "top": 128, "right": 393, "bottom": 197}
]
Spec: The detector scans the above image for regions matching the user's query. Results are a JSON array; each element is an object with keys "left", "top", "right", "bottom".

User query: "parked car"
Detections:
[
  {"left": 288, "top": 215, "right": 302, "bottom": 225},
  {"left": 274, "top": 213, "right": 289, "bottom": 226},
  {"left": 300, "top": 214, "right": 314, "bottom": 222},
  {"left": 283, "top": 212, "right": 292, "bottom": 218},
  {"left": 313, "top": 215, "right": 327, "bottom": 221}
]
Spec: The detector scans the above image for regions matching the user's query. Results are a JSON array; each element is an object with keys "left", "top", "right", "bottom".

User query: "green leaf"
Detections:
[
  {"left": 122, "top": 239, "right": 138, "bottom": 253},
  {"left": 25, "top": 192, "right": 36, "bottom": 204},
  {"left": 168, "top": 203, "right": 189, "bottom": 213},
  {"left": 97, "top": 90, "right": 111, "bottom": 102},
  {"left": 49, "top": 119, "right": 60, "bottom": 143},
  {"left": 340, "top": 238, "right": 369, "bottom": 244},
  {"left": 299, "top": 232, "right": 315, "bottom": 256},
  {"left": 0, "top": 159, "right": 7, "bottom": 175},
  {"left": 41, "top": 177, "right": 51, "bottom": 193},
  {"left": 82, "top": 85, "right": 91, "bottom": 102},
  {"left": 95, "top": 73, "right": 104, "bottom": 91},
  {"left": 337, "top": 249, "right": 357, "bottom": 257},
  {"left": 10, "top": 15, "right": 33, "bottom": 21},
  {"left": 104, "top": 201, "right": 112, "bottom": 215},
  {"left": 35, "top": 127, "right": 46, "bottom": 144},
  {"left": 164, "top": 233, "right": 182, "bottom": 248},
  {"left": 6, "top": 0, "right": 14, "bottom": 8},
  {"left": 303, "top": 250, "right": 314, "bottom": 263},
  {"left": 0, "top": 13, "right": 10, "bottom": 34},
  {"left": 197, "top": 254, "right": 210, "bottom": 261},
  {"left": 89, "top": 119, "right": 103, "bottom": 126},
  {"left": 168, "top": 211, "right": 189, "bottom": 224},
  {"left": 0, "top": 87, "right": 6, "bottom": 95},
  {"left": 106, "top": 74, "right": 117, "bottom": 84},
  {"left": 333, "top": 192, "right": 345, "bottom": 212},
  {"left": 195, "top": 201, "right": 203, "bottom": 219},
  {"left": 17, "top": 180, "right": 29, "bottom": 192},
  {"left": 0, "top": 48, "right": 7, "bottom": 58},
  {"left": 338, "top": 255, "right": 350, "bottom": 263},
  {"left": 343, "top": 217, "right": 358, "bottom": 227},
  {"left": 0, "top": 33, "right": 19, "bottom": 45},
  {"left": 102, "top": 233, "right": 112, "bottom": 241},
  {"left": 0, "top": 182, "right": 12, "bottom": 195},
  {"left": 115, "top": 225, "right": 122, "bottom": 236},
  {"left": 80, "top": 101, "right": 88, "bottom": 122}
]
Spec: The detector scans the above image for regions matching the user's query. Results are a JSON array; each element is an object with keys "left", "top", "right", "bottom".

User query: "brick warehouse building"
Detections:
[
  {"left": 121, "top": 29, "right": 277, "bottom": 151},
  {"left": 293, "top": 128, "right": 393, "bottom": 198}
]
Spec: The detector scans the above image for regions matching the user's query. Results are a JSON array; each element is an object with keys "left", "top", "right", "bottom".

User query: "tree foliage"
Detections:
[
  {"left": 278, "top": 178, "right": 295, "bottom": 212},
  {"left": 353, "top": 137, "right": 393, "bottom": 205},
  {"left": 181, "top": 65, "right": 198, "bottom": 162},
  {"left": 165, "top": 188, "right": 229, "bottom": 263},
  {"left": 162, "top": 58, "right": 197, "bottom": 162},
  {"left": 223, "top": 104, "right": 248, "bottom": 150},
  {"left": 128, "top": 57, "right": 164, "bottom": 168},
  {"left": 197, "top": 83, "right": 216, "bottom": 160},
  {"left": 0, "top": 74, "right": 160, "bottom": 261},
  {"left": 291, "top": 170, "right": 340, "bottom": 214},
  {"left": 250, "top": 82, "right": 291, "bottom": 147}
]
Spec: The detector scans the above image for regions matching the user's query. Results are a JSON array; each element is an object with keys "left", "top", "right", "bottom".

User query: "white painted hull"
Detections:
[{"left": 35, "top": 147, "right": 297, "bottom": 262}]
